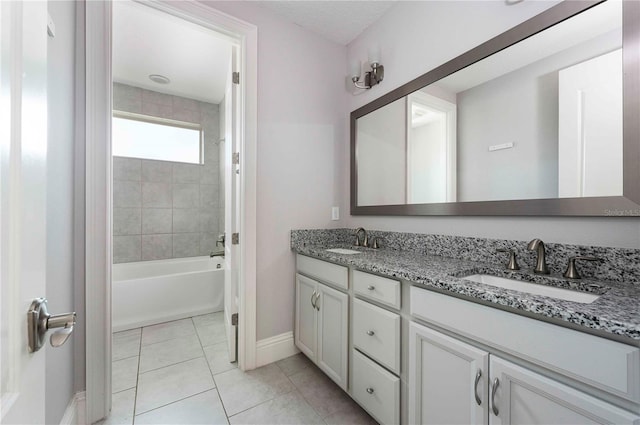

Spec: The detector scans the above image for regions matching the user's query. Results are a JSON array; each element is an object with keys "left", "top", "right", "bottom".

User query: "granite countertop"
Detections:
[{"left": 293, "top": 243, "right": 640, "bottom": 345}]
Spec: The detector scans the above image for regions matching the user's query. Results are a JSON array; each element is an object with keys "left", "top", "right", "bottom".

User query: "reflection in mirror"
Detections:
[{"left": 355, "top": 0, "right": 623, "bottom": 208}]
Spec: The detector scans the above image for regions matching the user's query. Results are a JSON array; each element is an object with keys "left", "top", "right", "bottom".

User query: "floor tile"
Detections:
[
  {"left": 113, "top": 356, "right": 139, "bottom": 393},
  {"left": 98, "top": 388, "right": 136, "bottom": 425},
  {"left": 113, "top": 328, "right": 141, "bottom": 361},
  {"left": 195, "top": 323, "right": 226, "bottom": 347},
  {"left": 229, "top": 391, "right": 324, "bottom": 425},
  {"left": 135, "top": 357, "right": 215, "bottom": 414},
  {"left": 323, "top": 405, "right": 378, "bottom": 425},
  {"left": 214, "top": 363, "right": 294, "bottom": 416},
  {"left": 275, "top": 352, "right": 312, "bottom": 377},
  {"left": 203, "top": 342, "right": 237, "bottom": 376},
  {"left": 289, "top": 364, "right": 359, "bottom": 418},
  {"left": 139, "top": 334, "right": 203, "bottom": 373},
  {"left": 192, "top": 312, "right": 223, "bottom": 328},
  {"left": 134, "top": 390, "right": 228, "bottom": 425},
  {"left": 141, "top": 318, "right": 196, "bottom": 346}
]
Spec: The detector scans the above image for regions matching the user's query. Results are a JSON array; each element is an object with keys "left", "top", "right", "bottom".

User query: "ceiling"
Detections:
[
  {"left": 257, "top": 1, "right": 397, "bottom": 45},
  {"left": 112, "top": 1, "right": 232, "bottom": 104},
  {"left": 112, "top": 1, "right": 397, "bottom": 104}
]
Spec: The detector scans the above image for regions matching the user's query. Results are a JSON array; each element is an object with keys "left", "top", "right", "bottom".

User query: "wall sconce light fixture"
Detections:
[{"left": 351, "top": 46, "right": 384, "bottom": 90}]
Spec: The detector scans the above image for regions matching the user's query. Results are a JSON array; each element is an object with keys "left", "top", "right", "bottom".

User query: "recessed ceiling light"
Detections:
[{"left": 148, "top": 74, "right": 170, "bottom": 84}]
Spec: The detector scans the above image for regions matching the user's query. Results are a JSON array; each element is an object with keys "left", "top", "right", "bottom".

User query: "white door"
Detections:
[
  {"left": 558, "top": 49, "right": 623, "bottom": 198},
  {"left": 0, "top": 1, "right": 49, "bottom": 424},
  {"left": 409, "top": 322, "right": 489, "bottom": 425},
  {"left": 316, "top": 282, "right": 348, "bottom": 390},
  {"left": 224, "top": 45, "right": 241, "bottom": 362},
  {"left": 489, "top": 356, "right": 639, "bottom": 425},
  {"left": 294, "top": 274, "right": 317, "bottom": 360}
]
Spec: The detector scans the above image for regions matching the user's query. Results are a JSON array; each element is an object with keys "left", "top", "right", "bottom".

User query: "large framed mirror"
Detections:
[{"left": 351, "top": 0, "right": 640, "bottom": 216}]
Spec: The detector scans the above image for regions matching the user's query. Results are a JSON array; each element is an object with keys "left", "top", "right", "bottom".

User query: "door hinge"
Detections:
[
  {"left": 232, "top": 152, "right": 240, "bottom": 165},
  {"left": 232, "top": 233, "right": 239, "bottom": 245},
  {"left": 231, "top": 313, "right": 238, "bottom": 326},
  {"left": 232, "top": 72, "right": 240, "bottom": 85}
]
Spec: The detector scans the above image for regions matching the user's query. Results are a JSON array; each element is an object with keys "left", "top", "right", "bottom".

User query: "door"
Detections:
[
  {"left": 316, "top": 282, "right": 348, "bottom": 390},
  {"left": 558, "top": 49, "right": 623, "bottom": 198},
  {"left": 489, "top": 356, "right": 639, "bottom": 425},
  {"left": 224, "top": 45, "right": 240, "bottom": 362},
  {"left": 409, "top": 322, "right": 489, "bottom": 425},
  {"left": 1, "top": 1, "right": 48, "bottom": 424},
  {"left": 294, "top": 274, "right": 317, "bottom": 360}
]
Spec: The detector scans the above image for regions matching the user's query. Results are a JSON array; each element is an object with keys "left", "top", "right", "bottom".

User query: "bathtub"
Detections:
[{"left": 112, "top": 256, "right": 224, "bottom": 332}]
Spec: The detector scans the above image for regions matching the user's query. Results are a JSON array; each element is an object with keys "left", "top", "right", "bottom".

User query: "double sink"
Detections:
[{"left": 324, "top": 248, "right": 605, "bottom": 305}]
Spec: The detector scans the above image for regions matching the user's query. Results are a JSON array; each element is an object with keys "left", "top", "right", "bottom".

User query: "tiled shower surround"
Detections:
[{"left": 112, "top": 83, "right": 223, "bottom": 263}]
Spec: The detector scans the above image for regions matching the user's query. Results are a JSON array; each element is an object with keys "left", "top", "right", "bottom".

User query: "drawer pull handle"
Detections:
[
  {"left": 367, "top": 285, "right": 375, "bottom": 291},
  {"left": 366, "top": 387, "right": 375, "bottom": 394},
  {"left": 474, "top": 369, "right": 482, "bottom": 406},
  {"left": 491, "top": 378, "right": 500, "bottom": 416},
  {"left": 366, "top": 330, "right": 375, "bottom": 336},
  {"left": 310, "top": 291, "right": 317, "bottom": 309}
]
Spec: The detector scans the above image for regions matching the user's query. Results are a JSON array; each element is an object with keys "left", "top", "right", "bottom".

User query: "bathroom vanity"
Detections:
[{"left": 291, "top": 229, "right": 640, "bottom": 425}]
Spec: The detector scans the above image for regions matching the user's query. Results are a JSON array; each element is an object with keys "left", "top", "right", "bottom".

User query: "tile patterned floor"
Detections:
[{"left": 102, "top": 314, "right": 376, "bottom": 425}]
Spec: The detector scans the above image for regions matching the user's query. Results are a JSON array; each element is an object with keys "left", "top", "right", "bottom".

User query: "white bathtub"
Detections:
[{"left": 112, "top": 256, "right": 224, "bottom": 332}]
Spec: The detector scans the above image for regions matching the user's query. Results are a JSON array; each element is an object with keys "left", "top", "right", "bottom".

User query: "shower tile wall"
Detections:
[{"left": 112, "top": 83, "right": 222, "bottom": 263}]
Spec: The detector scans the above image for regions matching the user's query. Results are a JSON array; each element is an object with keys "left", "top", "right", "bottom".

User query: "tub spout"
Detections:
[{"left": 210, "top": 250, "right": 225, "bottom": 258}]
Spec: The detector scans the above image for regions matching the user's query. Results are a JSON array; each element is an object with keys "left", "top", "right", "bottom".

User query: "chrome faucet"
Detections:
[
  {"left": 527, "top": 239, "right": 549, "bottom": 274},
  {"left": 354, "top": 227, "right": 369, "bottom": 247},
  {"left": 210, "top": 251, "right": 224, "bottom": 258}
]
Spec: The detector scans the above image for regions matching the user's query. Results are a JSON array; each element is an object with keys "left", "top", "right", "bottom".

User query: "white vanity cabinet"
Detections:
[
  {"left": 409, "top": 287, "right": 640, "bottom": 425},
  {"left": 295, "top": 256, "right": 349, "bottom": 390}
]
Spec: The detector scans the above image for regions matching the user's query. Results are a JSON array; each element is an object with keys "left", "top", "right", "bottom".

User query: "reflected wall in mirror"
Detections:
[{"left": 352, "top": 0, "right": 639, "bottom": 216}]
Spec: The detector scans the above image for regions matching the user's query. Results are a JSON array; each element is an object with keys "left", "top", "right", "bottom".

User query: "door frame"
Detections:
[{"left": 84, "top": 1, "right": 258, "bottom": 422}]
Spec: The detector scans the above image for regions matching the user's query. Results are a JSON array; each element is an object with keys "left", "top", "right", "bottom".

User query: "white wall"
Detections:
[
  {"left": 46, "top": 1, "right": 76, "bottom": 422},
  {"left": 203, "top": 1, "right": 348, "bottom": 340},
  {"left": 345, "top": 0, "right": 640, "bottom": 249}
]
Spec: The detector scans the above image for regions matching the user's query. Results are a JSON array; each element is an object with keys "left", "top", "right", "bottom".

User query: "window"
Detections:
[{"left": 112, "top": 112, "right": 202, "bottom": 164}]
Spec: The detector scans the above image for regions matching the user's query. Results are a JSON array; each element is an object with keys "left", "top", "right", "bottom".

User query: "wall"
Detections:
[
  {"left": 202, "top": 1, "right": 348, "bottom": 340},
  {"left": 112, "top": 83, "right": 221, "bottom": 263},
  {"left": 46, "top": 1, "right": 76, "bottom": 422},
  {"left": 345, "top": 0, "right": 640, "bottom": 249}
]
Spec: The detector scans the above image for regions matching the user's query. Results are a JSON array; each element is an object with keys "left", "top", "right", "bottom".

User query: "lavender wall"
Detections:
[{"left": 112, "top": 83, "right": 222, "bottom": 263}]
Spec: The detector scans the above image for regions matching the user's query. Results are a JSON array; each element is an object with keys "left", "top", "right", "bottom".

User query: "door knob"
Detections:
[{"left": 27, "top": 298, "right": 76, "bottom": 352}]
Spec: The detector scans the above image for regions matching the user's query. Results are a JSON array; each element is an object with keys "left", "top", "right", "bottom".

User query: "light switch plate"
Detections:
[{"left": 331, "top": 206, "right": 339, "bottom": 221}]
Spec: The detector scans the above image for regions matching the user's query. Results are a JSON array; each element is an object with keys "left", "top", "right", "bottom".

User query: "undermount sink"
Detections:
[
  {"left": 462, "top": 274, "right": 600, "bottom": 304},
  {"left": 325, "top": 248, "right": 361, "bottom": 255}
]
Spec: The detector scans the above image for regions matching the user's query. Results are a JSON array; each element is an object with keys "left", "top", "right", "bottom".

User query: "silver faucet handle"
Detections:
[
  {"left": 496, "top": 249, "right": 520, "bottom": 271},
  {"left": 371, "top": 237, "right": 381, "bottom": 249},
  {"left": 563, "top": 256, "right": 603, "bottom": 280}
]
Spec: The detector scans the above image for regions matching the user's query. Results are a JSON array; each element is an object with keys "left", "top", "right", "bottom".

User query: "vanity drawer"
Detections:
[
  {"left": 353, "top": 298, "right": 400, "bottom": 374},
  {"left": 410, "top": 287, "right": 640, "bottom": 403},
  {"left": 352, "top": 349, "right": 400, "bottom": 425},
  {"left": 353, "top": 270, "right": 400, "bottom": 309},
  {"left": 296, "top": 254, "right": 348, "bottom": 290}
]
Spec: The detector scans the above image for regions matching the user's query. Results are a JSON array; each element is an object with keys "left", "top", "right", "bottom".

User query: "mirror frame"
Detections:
[{"left": 351, "top": 0, "right": 640, "bottom": 216}]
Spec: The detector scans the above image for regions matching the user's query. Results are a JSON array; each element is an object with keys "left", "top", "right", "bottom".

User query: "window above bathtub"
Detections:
[{"left": 112, "top": 111, "right": 203, "bottom": 164}]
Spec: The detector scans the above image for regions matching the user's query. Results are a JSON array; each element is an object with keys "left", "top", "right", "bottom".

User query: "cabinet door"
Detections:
[
  {"left": 317, "top": 282, "right": 349, "bottom": 390},
  {"left": 409, "top": 322, "right": 489, "bottom": 425},
  {"left": 295, "top": 273, "right": 317, "bottom": 361},
  {"left": 489, "top": 356, "right": 640, "bottom": 425}
]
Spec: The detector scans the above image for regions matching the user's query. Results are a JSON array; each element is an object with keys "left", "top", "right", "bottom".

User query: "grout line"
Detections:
[
  {"left": 138, "top": 354, "right": 206, "bottom": 376},
  {"left": 226, "top": 388, "right": 296, "bottom": 420},
  {"left": 133, "top": 388, "right": 215, "bottom": 418},
  {"left": 131, "top": 332, "right": 143, "bottom": 424}
]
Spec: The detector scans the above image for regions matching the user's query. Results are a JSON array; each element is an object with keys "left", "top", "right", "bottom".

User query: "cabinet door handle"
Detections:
[
  {"left": 367, "top": 285, "right": 375, "bottom": 291},
  {"left": 474, "top": 369, "right": 482, "bottom": 406},
  {"left": 491, "top": 378, "right": 500, "bottom": 416},
  {"left": 366, "top": 330, "right": 375, "bottom": 336},
  {"left": 310, "top": 291, "right": 317, "bottom": 309},
  {"left": 315, "top": 293, "right": 320, "bottom": 311},
  {"left": 366, "top": 387, "right": 375, "bottom": 394}
]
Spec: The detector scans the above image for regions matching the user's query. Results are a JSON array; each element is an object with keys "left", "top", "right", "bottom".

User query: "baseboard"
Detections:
[
  {"left": 256, "top": 331, "right": 299, "bottom": 367},
  {"left": 60, "top": 391, "right": 86, "bottom": 425}
]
